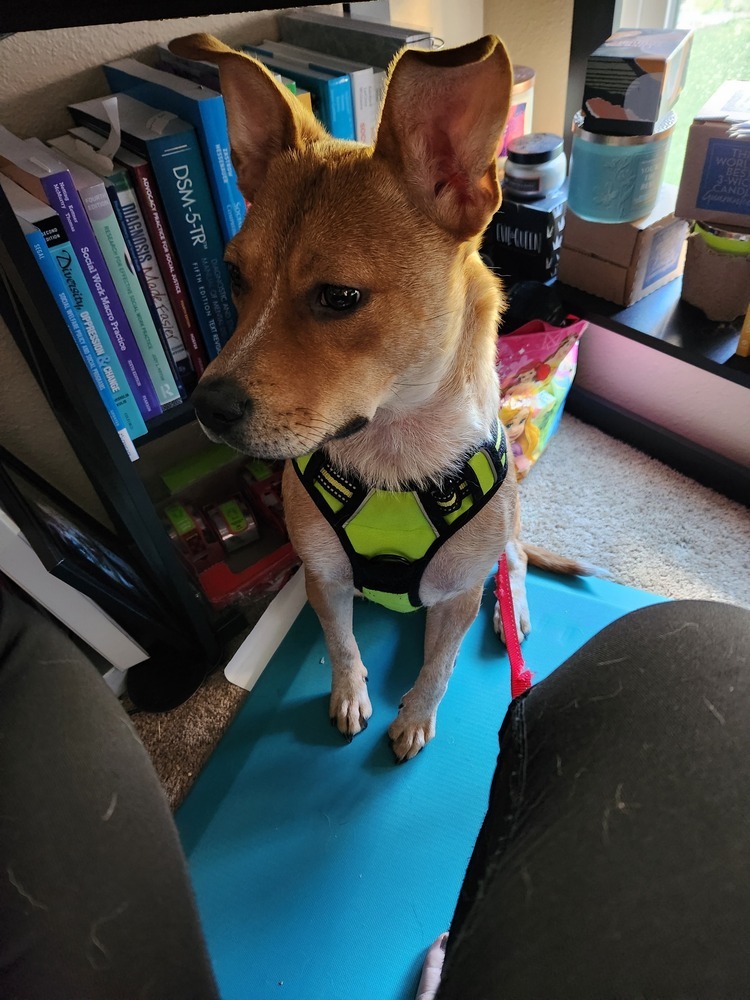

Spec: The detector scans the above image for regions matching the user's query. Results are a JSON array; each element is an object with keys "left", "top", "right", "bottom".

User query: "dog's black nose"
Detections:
[{"left": 192, "top": 378, "right": 251, "bottom": 434}]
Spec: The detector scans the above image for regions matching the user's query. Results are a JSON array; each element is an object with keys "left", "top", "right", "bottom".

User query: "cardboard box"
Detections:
[
  {"left": 582, "top": 28, "right": 693, "bottom": 136},
  {"left": 675, "top": 81, "right": 750, "bottom": 229},
  {"left": 481, "top": 183, "right": 568, "bottom": 283},
  {"left": 681, "top": 231, "right": 750, "bottom": 322},
  {"left": 558, "top": 184, "right": 688, "bottom": 305}
]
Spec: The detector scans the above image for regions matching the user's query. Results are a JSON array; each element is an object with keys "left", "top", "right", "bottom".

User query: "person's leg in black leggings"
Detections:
[
  {"left": 0, "top": 588, "right": 219, "bottom": 1000},
  {"left": 432, "top": 599, "right": 750, "bottom": 1000}
]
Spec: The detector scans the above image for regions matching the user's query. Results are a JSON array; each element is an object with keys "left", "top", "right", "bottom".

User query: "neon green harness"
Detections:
[{"left": 292, "top": 423, "right": 508, "bottom": 612}]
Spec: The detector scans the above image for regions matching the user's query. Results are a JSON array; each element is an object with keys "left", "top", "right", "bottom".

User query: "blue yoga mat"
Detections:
[{"left": 176, "top": 569, "right": 665, "bottom": 1000}]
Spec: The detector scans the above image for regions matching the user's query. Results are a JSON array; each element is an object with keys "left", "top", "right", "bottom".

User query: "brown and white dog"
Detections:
[{"left": 171, "top": 32, "right": 588, "bottom": 761}]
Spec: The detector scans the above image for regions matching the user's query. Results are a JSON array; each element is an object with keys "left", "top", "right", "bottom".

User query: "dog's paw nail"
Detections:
[
  {"left": 344, "top": 732, "right": 354, "bottom": 744},
  {"left": 359, "top": 715, "right": 368, "bottom": 731}
]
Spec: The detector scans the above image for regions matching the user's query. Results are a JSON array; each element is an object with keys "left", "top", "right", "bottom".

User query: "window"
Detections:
[{"left": 614, "top": 0, "right": 750, "bottom": 184}]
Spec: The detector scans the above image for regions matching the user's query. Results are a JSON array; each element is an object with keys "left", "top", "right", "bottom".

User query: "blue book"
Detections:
[
  {"left": 47, "top": 139, "right": 184, "bottom": 412},
  {"left": 240, "top": 48, "right": 356, "bottom": 140},
  {"left": 68, "top": 93, "right": 237, "bottom": 361},
  {"left": 252, "top": 39, "right": 383, "bottom": 145},
  {"left": 0, "top": 126, "right": 160, "bottom": 421},
  {"left": 105, "top": 168, "right": 194, "bottom": 392},
  {"left": 102, "top": 58, "right": 246, "bottom": 244},
  {"left": 48, "top": 133, "right": 188, "bottom": 405},
  {"left": 1, "top": 175, "right": 147, "bottom": 449}
]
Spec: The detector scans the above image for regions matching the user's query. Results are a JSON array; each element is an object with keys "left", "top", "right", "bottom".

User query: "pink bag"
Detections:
[{"left": 496, "top": 317, "right": 587, "bottom": 479}]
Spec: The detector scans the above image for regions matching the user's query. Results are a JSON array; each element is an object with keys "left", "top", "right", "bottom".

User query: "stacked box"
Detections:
[
  {"left": 481, "top": 183, "right": 567, "bottom": 284},
  {"left": 675, "top": 81, "right": 750, "bottom": 323},
  {"left": 558, "top": 184, "right": 688, "bottom": 306},
  {"left": 582, "top": 28, "right": 693, "bottom": 136},
  {"left": 675, "top": 81, "right": 750, "bottom": 229}
]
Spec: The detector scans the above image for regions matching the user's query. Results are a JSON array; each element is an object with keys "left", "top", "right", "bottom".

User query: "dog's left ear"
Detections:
[
  {"left": 374, "top": 35, "right": 512, "bottom": 241},
  {"left": 169, "top": 33, "right": 327, "bottom": 202}
]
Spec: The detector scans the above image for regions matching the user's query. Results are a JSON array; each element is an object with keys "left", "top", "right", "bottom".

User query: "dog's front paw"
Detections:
[
  {"left": 388, "top": 693, "right": 437, "bottom": 762},
  {"left": 329, "top": 674, "right": 372, "bottom": 742},
  {"left": 493, "top": 598, "right": 531, "bottom": 647}
]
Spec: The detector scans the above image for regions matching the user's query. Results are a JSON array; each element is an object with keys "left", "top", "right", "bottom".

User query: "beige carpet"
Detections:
[{"left": 131, "top": 414, "right": 750, "bottom": 808}]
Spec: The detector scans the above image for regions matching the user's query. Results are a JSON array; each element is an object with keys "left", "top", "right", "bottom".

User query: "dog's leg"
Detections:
[
  {"left": 305, "top": 571, "right": 373, "bottom": 740},
  {"left": 493, "top": 538, "right": 531, "bottom": 644},
  {"left": 388, "top": 583, "right": 484, "bottom": 762}
]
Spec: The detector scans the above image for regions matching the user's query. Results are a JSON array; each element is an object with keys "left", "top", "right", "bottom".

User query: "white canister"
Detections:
[{"left": 503, "top": 133, "right": 567, "bottom": 201}]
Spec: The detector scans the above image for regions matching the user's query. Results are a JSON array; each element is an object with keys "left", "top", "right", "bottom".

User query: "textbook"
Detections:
[
  {"left": 46, "top": 139, "right": 184, "bottom": 411},
  {"left": 156, "top": 42, "right": 299, "bottom": 97},
  {"left": 238, "top": 49, "right": 355, "bottom": 139},
  {"left": 68, "top": 127, "right": 210, "bottom": 380},
  {"left": 49, "top": 131, "right": 194, "bottom": 390},
  {"left": 0, "top": 127, "right": 159, "bottom": 421},
  {"left": 155, "top": 42, "right": 222, "bottom": 91},
  {"left": 105, "top": 162, "right": 194, "bottom": 390},
  {"left": 1, "top": 174, "right": 147, "bottom": 450},
  {"left": 102, "top": 57, "right": 246, "bottom": 243},
  {"left": 278, "top": 9, "right": 432, "bottom": 68},
  {"left": 245, "top": 40, "right": 380, "bottom": 144},
  {"left": 68, "top": 93, "right": 237, "bottom": 360}
]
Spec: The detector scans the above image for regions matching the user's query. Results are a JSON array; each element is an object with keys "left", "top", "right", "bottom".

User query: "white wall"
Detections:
[
  {"left": 390, "top": 0, "right": 484, "bottom": 48},
  {"left": 484, "top": 0, "right": 575, "bottom": 136}
]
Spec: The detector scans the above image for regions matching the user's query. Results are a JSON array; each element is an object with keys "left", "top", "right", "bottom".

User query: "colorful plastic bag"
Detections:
[{"left": 496, "top": 317, "right": 587, "bottom": 479}]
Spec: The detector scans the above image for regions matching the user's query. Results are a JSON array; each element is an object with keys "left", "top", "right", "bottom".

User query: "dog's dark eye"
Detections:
[
  {"left": 319, "top": 285, "right": 361, "bottom": 311},
  {"left": 226, "top": 261, "right": 244, "bottom": 295}
]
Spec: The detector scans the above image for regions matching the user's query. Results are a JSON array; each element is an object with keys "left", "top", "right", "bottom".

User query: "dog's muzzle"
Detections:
[{"left": 192, "top": 377, "right": 251, "bottom": 436}]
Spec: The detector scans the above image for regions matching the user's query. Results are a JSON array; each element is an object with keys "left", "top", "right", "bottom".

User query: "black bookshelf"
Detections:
[
  {"left": 0, "top": 1, "right": 337, "bottom": 708},
  {"left": 0, "top": 187, "right": 227, "bottom": 701},
  {"left": 560, "top": 279, "right": 750, "bottom": 390},
  {"left": 1, "top": 0, "right": 322, "bottom": 34}
]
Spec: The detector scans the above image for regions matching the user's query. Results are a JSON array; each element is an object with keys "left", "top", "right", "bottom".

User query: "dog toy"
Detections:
[{"left": 495, "top": 553, "right": 533, "bottom": 698}]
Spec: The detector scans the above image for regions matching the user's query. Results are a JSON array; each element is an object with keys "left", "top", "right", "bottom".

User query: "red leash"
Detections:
[{"left": 495, "top": 553, "right": 533, "bottom": 699}]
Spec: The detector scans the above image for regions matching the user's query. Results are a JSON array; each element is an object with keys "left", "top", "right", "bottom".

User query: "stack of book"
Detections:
[
  {"left": 0, "top": 72, "right": 243, "bottom": 459},
  {"left": 0, "top": 11, "right": 432, "bottom": 459}
]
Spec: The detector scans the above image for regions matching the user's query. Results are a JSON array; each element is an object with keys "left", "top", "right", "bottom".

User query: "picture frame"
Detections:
[{"left": 0, "top": 444, "right": 185, "bottom": 650}]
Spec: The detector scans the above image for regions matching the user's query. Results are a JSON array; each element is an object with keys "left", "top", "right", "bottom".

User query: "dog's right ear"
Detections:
[
  {"left": 169, "top": 34, "right": 328, "bottom": 202},
  {"left": 374, "top": 35, "right": 512, "bottom": 241}
]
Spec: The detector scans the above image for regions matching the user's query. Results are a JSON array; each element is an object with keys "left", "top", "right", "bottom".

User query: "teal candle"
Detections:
[{"left": 568, "top": 111, "right": 676, "bottom": 223}]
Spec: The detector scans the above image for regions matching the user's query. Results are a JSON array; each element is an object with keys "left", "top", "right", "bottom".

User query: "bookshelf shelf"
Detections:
[
  {"left": 2, "top": 0, "right": 308, "bottom": 35},
  {"left": 559, "top": 279, "right": 750, "bottom": 391},
  {"left": 144, "top": 401, "right": 201, "bottom": 441}
]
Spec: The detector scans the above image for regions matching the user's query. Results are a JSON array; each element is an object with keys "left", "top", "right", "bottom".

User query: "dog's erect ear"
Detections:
[
  {"left": 374, "top": 35, "right": 512, "bottom": 240},
  {"left": 169, "top": 33, "right": 328, "bottom": 202}
]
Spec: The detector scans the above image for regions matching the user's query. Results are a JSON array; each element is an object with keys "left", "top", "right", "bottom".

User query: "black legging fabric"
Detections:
[
  {"left": 438, "top": 599, "right": 750, "bottom": 1000},
  {"left": 0, "top": 589, "right": 219, "bottom": 1000},
  {"left": 1, "top": 587, "right": 749, "bottom": 1000}
]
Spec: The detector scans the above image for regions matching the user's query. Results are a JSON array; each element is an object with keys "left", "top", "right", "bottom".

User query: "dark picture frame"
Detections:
[{"left": 0, "top": 444, "right": 189, "bottom": 652}]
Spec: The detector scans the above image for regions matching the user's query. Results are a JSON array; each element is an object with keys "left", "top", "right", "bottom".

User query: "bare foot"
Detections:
[{"left": 416, "top": 932, "right": 448, "bottom": 1000}]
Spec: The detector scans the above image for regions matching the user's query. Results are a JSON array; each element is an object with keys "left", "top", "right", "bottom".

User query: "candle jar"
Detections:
[
  {"left": 503, "top": 133, "right": 566, "bottom": 201},
  {"left": 567, "top": 110, "right": 676, "bottom": 223}
]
